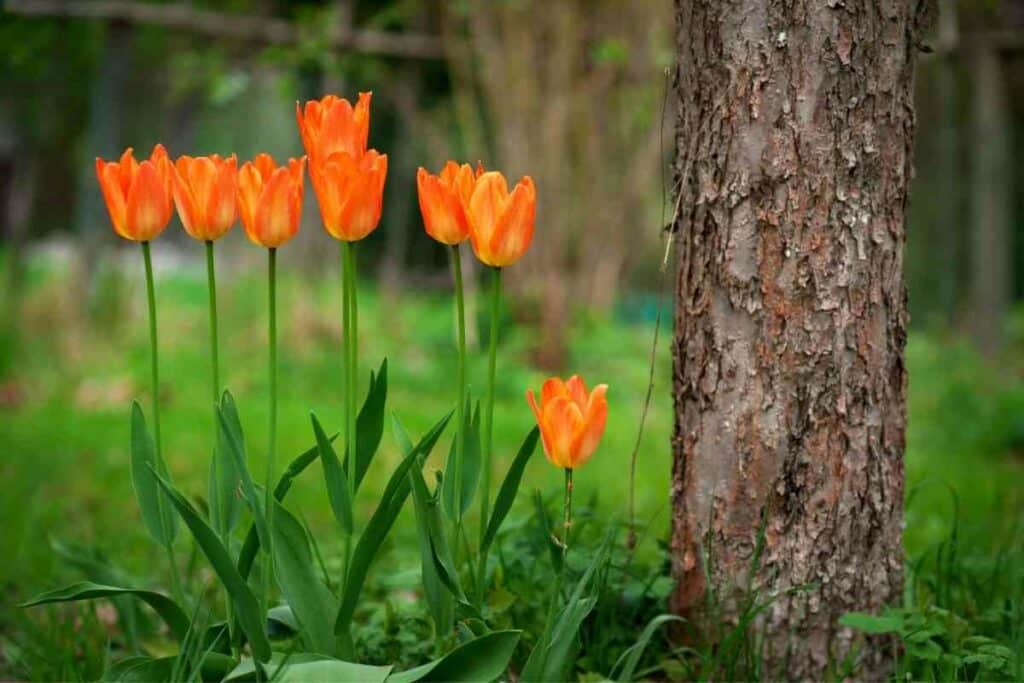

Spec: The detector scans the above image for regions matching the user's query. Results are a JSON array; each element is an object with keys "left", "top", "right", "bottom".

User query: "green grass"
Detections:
[{"left": 1, "top": 253, "right": 1022, "bottom": 680}]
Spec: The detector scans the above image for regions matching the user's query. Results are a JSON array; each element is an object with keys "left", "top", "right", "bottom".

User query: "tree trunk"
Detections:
[{"left": 669, "top": 1, "right": 927, "bottom": 678}]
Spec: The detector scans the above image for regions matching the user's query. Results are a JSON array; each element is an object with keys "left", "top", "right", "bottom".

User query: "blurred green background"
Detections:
[{"left": 1, "top": 0, "right": 1023, "bottom": 679}]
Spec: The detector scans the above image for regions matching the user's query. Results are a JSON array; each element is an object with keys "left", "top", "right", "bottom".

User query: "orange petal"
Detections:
[
  {"left": 171, "top": 159, "right": 200, "bottom": 239},
  {"left": 204, "top": 157, "right": 238, "bottom": 239},
  {"left": 543, "top": 396, "right": 584, "bottom": 469},
  {"left": 565, "top": 374, "right": 588, "bottom": 412},
  {"left": 487, "top": 176, "right": 535, "bottom": 266},
  {"left": 527, "top": 389, "right": 557, "bottom": 464},
  {"left": 572, "top": 384, "right": 608, "bottom": 468},
  {"left": 541, "top": 377, "right": 569, "bottom": 404},
  {"left": 236, "top": 162, "right": 264, "bottom": 240},
  {"left": 125, "top": 160, "right": 171, "bottom": 241},
  {"left": 467, "top": 171, "right": 509, "bottom": 259},
  {"left": 418, "top": 166, "right": 468, "bottom": 245},
  {"left": 251, "top": 167, "right": 295, "bottom": 248},
  {"left": 96, "top": 158, "right": 128, "bottom": 238}
]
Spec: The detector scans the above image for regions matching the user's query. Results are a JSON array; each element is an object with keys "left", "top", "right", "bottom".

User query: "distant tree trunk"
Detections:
[
  {"left": 934, "top": 0, "right": 958, "bottom": 322},
  {"left": 968, "top": 45, "right": 1011, "bottom": 356},
  {"left": 670, "top": 1, "right": 927, "bottom": 678}
]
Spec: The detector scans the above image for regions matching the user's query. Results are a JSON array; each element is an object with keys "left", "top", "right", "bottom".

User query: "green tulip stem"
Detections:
[{"left": 477, "top": 266, "right": 501, "bottom": 602}]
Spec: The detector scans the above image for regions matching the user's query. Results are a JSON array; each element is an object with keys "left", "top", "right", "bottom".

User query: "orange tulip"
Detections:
[
  {"left": 296, "top": 92, "right": 371, "bottom": 166},
  {"left": 309, "top": 150, "right": 388, "bottom": 242},
  {"left": 172, "top": 154, "right": 238, "bottom": 241},
  {"left": 466, "top": 171, "right": 536, "bottom": 267},
  {"left": 527, "top": 375, "right": 608, "bottom": 470},
  {"left": 416, "top": 161, "right": 482, "bottom": 245},
  {"left": 237, "top": 153, "right": 306, "bottom": 249},
  {"left": 95, "top": 144, "right": 174, "bottom": 242}
]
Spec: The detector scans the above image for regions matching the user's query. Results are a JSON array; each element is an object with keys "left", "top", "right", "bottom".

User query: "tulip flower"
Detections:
[
  {"left": 95, "top": 144, "right": 174, "bottom": 242},
  {"left": 95, "top": 143, "right": 183, "bottom": 602},
  {"left": 527, "top": 375, "right": 609, "bottom": 471},
  {"left": 296, "top": 92, "right": 371, "bottom": 166},
  {"left": 310, "top": 149, "right": 388, "bottom": 242},
  {"left": 237, "top": 153, "right": 304, "bottom": 613},
  {"left": 466, "top": 171, "right": 536, "bottom": 267},
  {"left": 237, "top": 153, "right": 306, "bottom": 249},
  {"left": 172, "top": 154, "right": 238, "bottom": 242},
  {"left": 417, "top": 161, "right": 481, "bottom": 245}
]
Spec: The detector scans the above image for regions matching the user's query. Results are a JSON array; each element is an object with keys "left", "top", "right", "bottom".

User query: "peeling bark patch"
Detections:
[{"left": 670, "top": 0, "right": 924, "bottom": 678}]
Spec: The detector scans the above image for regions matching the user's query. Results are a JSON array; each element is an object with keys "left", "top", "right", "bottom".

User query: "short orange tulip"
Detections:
[
  {"left": 95, "top": 144, "right": 174, "bottom": 242},
  {"left": 416, "top": 161, "right": 481, "bottom": 245},
  {"left": 309, "top": 150, "right": 388, "bottom": 242},
  {"left": 527, "top": 375, "right": 608, "bottom": 470},
  {"left": 466, "top": 171, "right": 536, "bottom": 267},
  {"left": 237, "top": 153, "right": 306, "bottom": 249},
  {"left": 172, "top": 154, "right": 238, "bottom": 242},
  {"left": 296, "top": 92, "right": 371, "bottom": 166}
]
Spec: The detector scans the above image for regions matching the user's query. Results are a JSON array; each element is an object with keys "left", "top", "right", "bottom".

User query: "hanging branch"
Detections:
[{"left": 5, "top": 0, "right": 444, "bottom": 60}]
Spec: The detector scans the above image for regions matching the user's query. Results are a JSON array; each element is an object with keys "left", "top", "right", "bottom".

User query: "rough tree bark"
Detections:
[{"left": 670, "top": 1, "right": 929, "bottom": 678}]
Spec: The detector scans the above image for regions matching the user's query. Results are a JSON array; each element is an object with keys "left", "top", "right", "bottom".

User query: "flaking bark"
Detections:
[{"left": 670, "top": 1, "right": 929, "bottom": 678}]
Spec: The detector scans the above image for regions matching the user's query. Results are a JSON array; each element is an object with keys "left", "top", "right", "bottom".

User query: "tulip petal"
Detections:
[
  {"left": 171, "top": 160, "right": 200, "bottom": 239},
  {"left": 488, "top": 176, "right": 535, "bottom": 267},
  {"left": 565, "top": 374, "right": 588, "bottom": 412},
  {"left": 468, "top": 171, "right": 509, "bottom": 250},
  {"left": 573, "top": 384, "right": 608, "bottom": 468},
  {"left": 96, "top": 159, "right": 128, "bottom": 238},
  {"left": 541, "top": 377, "right": 568, "bottom": 405},
  {"left": 543, "top": 396, "right": 585, "bottom": 469},
  {"left": 125, "top": 161, "right": 171, "bottom": 241}
]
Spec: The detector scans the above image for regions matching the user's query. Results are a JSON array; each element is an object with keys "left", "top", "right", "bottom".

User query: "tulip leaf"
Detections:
[
  {"left": 210, "top": 392, "right": 243, "bottom": 540},
  {"left": 20, "top": 581, "right": 189, "bottom": 644},
  {"left": 348, "top": 359, "right": 388, "bottom": 493},
  {"left": 224, "top": 653, "right": 390, "bottom": 683},
  {"left": 403, "top": 422, "right": 454, "bottom": 635},
  {"left": 130, "top": 401, "right": 177, "bottom": 547},
  {"left": 108, "top": 653, "right": 235, "bottom": 682},
  {"left": 334, "top": 411, "right": 452, "bottom": 638},
  {"left": 269, "top": 497, "right": 338, "bottom": 656},
  {"left": 217, "top": 395, "right": 269, "bottom": 551},
  {"left": 312, "top": 412, "right": 353, "bottom": 535},
  {"left": 237, "top": 435, "right": 337, "bottom": 580},
  {"left": 481, "top": 427, "right": 540, "bottom": 554},
  {"left": 520, "top": 533, "right": 613, "bottom": 682},
  {"left": 441, "top": 398, "right": 481, "bottom": 521},
  {"left": 385, "top": 630, "right": 521, "bottom": 683},
  {"left": 151, "top": 469, "right": 271, "bottom": 663}
]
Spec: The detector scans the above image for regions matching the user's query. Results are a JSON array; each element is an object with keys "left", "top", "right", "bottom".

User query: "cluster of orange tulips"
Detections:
[{"left": 93, "top": 93, "right": 609, "bottom": 644}]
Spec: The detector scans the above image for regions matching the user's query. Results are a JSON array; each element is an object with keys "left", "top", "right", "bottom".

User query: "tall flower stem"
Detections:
[
  {"left": 206, "top": 241, "right": 221, "bottom": 407},
  {"left": 205, "top": 240, "right": 234, "bottom": 652},
  {"left": 142, "top": 241, "right": 184, "bottom": 606},
  {"left": 262, "top": 248, "right": 278, "bottom": 615},
  {"left": 451, "top": 246, "right": 467, "bottom": 542},
  {"left": 342, "top": 241, "right": 358, "bottom": 582},
  {"left": 477, "top": 266, "right": 501, "bottom": 601},
  {"left": 562, "top": 468, "right": 573, "bottom": 564}
]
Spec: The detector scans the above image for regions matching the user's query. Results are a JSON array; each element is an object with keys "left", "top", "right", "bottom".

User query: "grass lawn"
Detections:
[{"left": 1, "top": 248, "right": 1022, "bottom": 679}]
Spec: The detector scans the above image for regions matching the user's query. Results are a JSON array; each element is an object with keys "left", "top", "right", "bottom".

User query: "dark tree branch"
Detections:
[{"left": 4, "top": 0, "right": 444, "bottom": 60}]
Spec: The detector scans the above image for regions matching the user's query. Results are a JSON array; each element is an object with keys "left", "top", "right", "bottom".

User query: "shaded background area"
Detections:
[{"left": 1, "top": 0, "right": 1023, "bottom": 678}]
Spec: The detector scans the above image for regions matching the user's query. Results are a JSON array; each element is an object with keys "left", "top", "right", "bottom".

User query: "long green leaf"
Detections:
[
  {"left": 312, "top": 412, "right": 353, "bottom": 535},
  {"left": 130, "top": 401, "right": 177, "bottom": 546},
  {"left": 334, "top": 412, "right": 452, "bottom": 637},
  {"left": 21, "top": 581, "right": 189, "bottom": 643},
  {"left": 400, "top": 419, "right": 454, "bottom": 635},
  {"left": 110, "top": 653, "right": 235, "bottom": 682},
  {"left": 481, "top": 427, "right": 540, "bottom": 554},
  {"left": 348, "top": 359, "right": 388, "bottom": 492},
  {"left": 386, "top": 630, "right": 521, "bottom": 683},
  {"left": 520, "top": 534, "right": 613, "bottom": 681},
  {"left": 217, "top": 398, "right": 268, "bottom": 549},
  {"left": 210, "top": 392, "right": 243, "bottom": 539},
  {"left": 152, "top": 470, "right": 271, "bottom": 662},
  {"left": 270, "top": 498, "right": 338, "bottom": 656},
  {"left": 441, "top": 399, "right": 481, "bottom": 520},
  {"left": 225, "top": 653, "right": 390, "bottom": 682},
  {"left": 609, "top": 614, "right": 685, "bottom": 681},
  {"left": 237, "top": 436, "right": 336, "bottom": 580}
]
